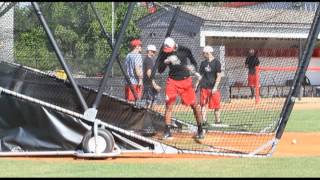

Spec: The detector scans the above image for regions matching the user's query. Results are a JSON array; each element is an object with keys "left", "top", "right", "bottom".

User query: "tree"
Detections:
[{"left": 14, "top": 2, "right": 149, "bottom": 76}]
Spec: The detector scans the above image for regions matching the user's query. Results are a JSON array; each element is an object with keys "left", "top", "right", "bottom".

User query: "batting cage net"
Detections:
[{"left": 0, "top": 2, "right": 319, "bottom": 157}]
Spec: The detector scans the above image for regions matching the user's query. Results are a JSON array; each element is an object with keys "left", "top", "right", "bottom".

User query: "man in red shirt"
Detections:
[{"left": 158, "top": 37, "right": 204, "bottom": 140}]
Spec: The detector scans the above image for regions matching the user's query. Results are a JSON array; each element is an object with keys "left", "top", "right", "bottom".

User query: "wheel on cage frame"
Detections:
[{"left": 82, "top": 128, "right": 115, "bottom": 153}]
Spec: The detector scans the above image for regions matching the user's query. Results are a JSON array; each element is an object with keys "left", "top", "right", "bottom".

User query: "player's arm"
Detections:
[
  {"left": 255, "top": 57, "right": 260, "bottom": 66},
  {"left": 187, "top": 48, "right": 198, "bottom": 71},
  {"left": 212, "top": 61, "right": 222, "bottom": 93},
  {"left": 245, "top": 57, "right": 249, "bottom": 68},
  {"left": 158, "top": 53, "right": 168, "bottom": 74},
  {"left": 146, "top": 68, "right": 161, "bottom": 92},
  {"left": 213, "top": 72, "right": 222, "bottom": 92},
  {"left": 194, "top": 62, "right": 204, "bottom": 91}
]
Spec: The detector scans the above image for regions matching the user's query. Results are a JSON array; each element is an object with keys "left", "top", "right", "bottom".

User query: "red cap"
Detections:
[{"left": 130, "top": 39, "right": 142, "bottom": 48}]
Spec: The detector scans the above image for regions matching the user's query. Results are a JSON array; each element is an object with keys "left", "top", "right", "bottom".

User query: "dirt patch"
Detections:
[
  {"left": 1, "top": 132, "right": 319, "bottom": 162},
  {"left": 273, "top": 132, "right": 320, "bottom": 157}
]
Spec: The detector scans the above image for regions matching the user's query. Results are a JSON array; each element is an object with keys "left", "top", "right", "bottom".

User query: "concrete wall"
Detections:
[
  {"left": 248, "top": 2, "right": 318, "bottom": 12},
  {"left": 0, "top": 4, "right": 14, "bottom": 63},
  {"left": 306, "top": 57, "right": 320, "bottom": 85}
]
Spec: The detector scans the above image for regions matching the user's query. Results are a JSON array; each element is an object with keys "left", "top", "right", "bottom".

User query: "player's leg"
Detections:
[
  {"left": 163, "top": 103, "right": 174, "bottom": 139},
  {"left": 125, "top": 84, "right": 137, "bottom": 102},
  {"left": 136, "top": 85, "right": 143, "bottom": 100},
  {"left": 190, "top": 103, "right": 204, "bottom": 139},
  {"left": 149, "top": 88, "right": 158, "bottom": 108},
  {"left": 201, "top": 105, "right": 208, "bottom": 124},
  {"left": 143, "top": 86, "right": 152, "bottom": 108},
  {"left": 163, "top": 78, "right": 177, "bottom": 139},
  {"left": 248, "top": 74, "right": 255, "bottom": 98},
  {"left": 180, "top": 77, "right": 204, "bottom": 139},
  {"left": 209, "top": 90, "right": 221, "bottom": 124},
  {"left": 214, "top": 109, "right": 221, "bottom": 124},
  {"left": 200, "top": 88, "right": 209, "bottom": 126}
]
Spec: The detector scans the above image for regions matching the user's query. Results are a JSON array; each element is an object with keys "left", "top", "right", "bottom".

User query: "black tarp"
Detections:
[
  {"left": 0, "top": 94, "right": 90, "bottom": 152},
  {"left": 0, "top": 61, "right": 165, "bottom": 152}
]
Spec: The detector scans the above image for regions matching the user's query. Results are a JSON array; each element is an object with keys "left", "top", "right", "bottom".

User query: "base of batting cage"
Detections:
[
  {"left": 0, "top": 150, "right": 122, "bottom": 159},
  {"left": 150, "top": 131, "right": 275, "bottom": 156}
]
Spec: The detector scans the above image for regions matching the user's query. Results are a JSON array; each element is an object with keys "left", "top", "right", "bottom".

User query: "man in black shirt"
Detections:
[
  {"left": 158, "top": 37, "right": 204, "bottom": 140},
  {"left": 142, "top": 44, "right": 161, "bottom": 108},
  {"left": 245, "top": 49, "right": 260, "bottom": 98},
  {"left": 195, "top": 46, "right": 222, "bottom": 126}
]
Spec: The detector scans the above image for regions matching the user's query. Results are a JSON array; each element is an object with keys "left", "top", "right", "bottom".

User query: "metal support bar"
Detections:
[
  {"left": 112, "top": 132, "right": 149, "bottom": 151},
  {"left": 0, "top": 2, "right": 16, "bottom": 17},
  {"left": 89, "top": 2, "right": 138, "bottom": 101},
  {"left": 89, "top": 3, "right": 113, "bottom": 46},
  {"left": 150, "top": 7, "right": 180, "bottom": 80},
  {"left": 276, "top": 2, "right": 320, "bottom": 139},
  {"left": 31, "top": 2, "right": 88, "bottom": 111},
  {"left": 92, "top": 2, "right": 136, "bottom": 109},
  {"left": 248, "top": 138, "right": 276, "bottom": 157}
]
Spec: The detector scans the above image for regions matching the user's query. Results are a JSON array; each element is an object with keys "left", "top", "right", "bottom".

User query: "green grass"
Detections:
[
  {"left": 0, "top": 157, "right": 320, "bottom": 177},
  {"left": 173, "top": 109, "right": 320, "bottom": 132},
  {"left": 285, "top": 110, "right": 320, "bottom": 132}
]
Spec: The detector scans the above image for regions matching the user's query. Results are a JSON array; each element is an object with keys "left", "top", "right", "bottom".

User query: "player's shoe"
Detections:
[
  {"left": 196, "top": 127, "right": 205, "bottom": 139},
  {"left": 202, "top": 121, "right": 209, "bottom": 128},
  {"left": 162, "top": 126, "right": 173, "bottom": 140}
]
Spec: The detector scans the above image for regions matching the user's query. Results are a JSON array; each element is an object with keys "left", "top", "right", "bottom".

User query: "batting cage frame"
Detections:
[{"left": 0, "top": 2, "right": 320, "bottom": 158}]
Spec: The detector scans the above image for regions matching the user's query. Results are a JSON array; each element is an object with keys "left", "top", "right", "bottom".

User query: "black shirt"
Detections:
[
  {"left": 245, "top": 55, "right": 260, "bottom": 74},
  {"left": 199, "top": 58, "right": 221, "bottom": 89},
  {"left": 143, "top": 56, "right": 155, "bottom": 87},
  {"left": 158, "top": 45, "right": 198, "bottom": 80}
]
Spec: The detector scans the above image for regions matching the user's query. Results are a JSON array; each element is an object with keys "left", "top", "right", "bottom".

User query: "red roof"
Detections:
[{"left": 223, "top": 2, "right": 260, "bottom": 7}]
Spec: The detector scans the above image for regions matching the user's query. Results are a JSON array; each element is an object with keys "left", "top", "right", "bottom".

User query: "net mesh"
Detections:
[{"left": 1, "top": 2, "right": 319, "bottom": 156}]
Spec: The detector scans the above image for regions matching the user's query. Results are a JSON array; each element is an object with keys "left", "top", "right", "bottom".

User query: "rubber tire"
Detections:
[{"left": 82, "top": 128, "right": 115, "bottom": 153}]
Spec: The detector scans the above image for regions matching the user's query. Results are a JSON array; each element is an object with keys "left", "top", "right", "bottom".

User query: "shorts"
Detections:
[
  {"left": 125, "top": 84, "right": 142, "bottom": 101},
  {"left": 248, "top": 74, "right": 258, "bottom": 87},
  {"left": 165, "top": 77, "right": 196, "bottom": 106},
  {"left": 142, "top": 86, "right": 158, "bottom": 104},
  {"left": 200, "top": 88, "right": 221, "bottom": 109}
]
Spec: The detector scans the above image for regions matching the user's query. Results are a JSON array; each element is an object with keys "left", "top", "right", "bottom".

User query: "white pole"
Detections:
[{"left": 111, "top": 2, "right": 115, "bottom": 77}]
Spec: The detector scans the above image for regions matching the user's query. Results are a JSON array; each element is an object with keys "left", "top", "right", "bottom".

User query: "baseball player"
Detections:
[
  {"left": 142, "top": 44, "right": 161, "bottom": 108},
  {"left": 245, "top": 48, "right": 260, "bottom": 98},
  {"left": 195, "top": 46, "right": 222, "bottom": 126},
  {"left": 124, "top": 39, "right": 144, "bottom": 102},
  {"left": 158, "top": 37, "right": 204, "bottom": 140}
]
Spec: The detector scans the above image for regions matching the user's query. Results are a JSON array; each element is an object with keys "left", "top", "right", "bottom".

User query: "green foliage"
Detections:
[{"left": 13, "top": 2, "right": 148, "bottom": 76}]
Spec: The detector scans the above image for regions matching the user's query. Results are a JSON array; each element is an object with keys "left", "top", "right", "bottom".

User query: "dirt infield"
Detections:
[
  {"left": 273, "top": 132, "right": 320, "bottom": 157},
  {"left": 1, "top": 132, "right": 319, "bottom": 163},
  {"left": 114, "top": 132, "right": 320, "bottom": 161}
]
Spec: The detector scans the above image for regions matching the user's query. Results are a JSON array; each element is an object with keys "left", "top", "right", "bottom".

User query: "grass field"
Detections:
[
  {"left": 0, "top": 109, "right": 319, "bottom": 177},
  {"left": 0, "top": 157, "right": 320, "bottom": 177},
  {"left": 174, "top": 109, "right": 320, "bottom": 132}
]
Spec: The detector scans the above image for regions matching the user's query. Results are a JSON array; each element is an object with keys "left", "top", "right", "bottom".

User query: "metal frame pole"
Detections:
[
  {"left": 89, "top": 2, "right": 138, "bottom": 100},
  {"left": 150, "top": 6, "right": 180, "bottom": 80},
  {"left": 92, "top": 2, "right": 136, "bottom": 109},
  {"left": 0, "top": 2, "right": 16, "bottom": 17},
  {"left": 31, "top": 2, "right": 88, "bottom": 111},
  {"left": 275, "top": 2, "right": 320, "bottom": 139}
]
